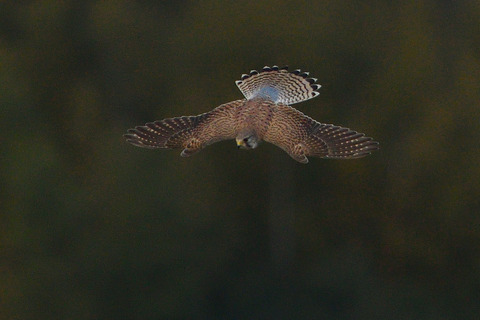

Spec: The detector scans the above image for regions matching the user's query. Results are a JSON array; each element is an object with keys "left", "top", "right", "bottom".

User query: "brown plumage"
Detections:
[{"left": 124, "top": 66, "right": 379, "bottom": 163}]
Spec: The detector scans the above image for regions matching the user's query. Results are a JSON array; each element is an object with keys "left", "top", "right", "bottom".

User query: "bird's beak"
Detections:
[{"left": 236, "top": 138, "right": 244, "bottom": 149}]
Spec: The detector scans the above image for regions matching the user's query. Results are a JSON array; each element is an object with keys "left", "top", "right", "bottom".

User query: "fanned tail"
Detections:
[{"left": 235, "top": 65, "right": 321, "bottom": 105}]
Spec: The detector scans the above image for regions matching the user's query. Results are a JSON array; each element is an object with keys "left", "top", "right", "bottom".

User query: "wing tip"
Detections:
[
  {"left": 310, "top": 124, "right": 380, "bottom": 159},
  {"left": 124, "top": 124, "right": 169, "bottom": 149}
]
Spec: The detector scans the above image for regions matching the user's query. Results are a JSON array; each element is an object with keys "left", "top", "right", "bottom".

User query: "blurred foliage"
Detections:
[{"left": 1, "top": 0, "right": 479, "bottom": 319}]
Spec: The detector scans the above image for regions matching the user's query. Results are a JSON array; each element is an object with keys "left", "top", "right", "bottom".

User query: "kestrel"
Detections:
[{"left": 124, "top": 66, "right": 379, "bottom": 163}]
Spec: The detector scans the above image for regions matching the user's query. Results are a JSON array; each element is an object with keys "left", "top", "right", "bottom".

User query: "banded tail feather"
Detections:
[{"left": 235, "top": 65, "right": 321, "bottom": 105}]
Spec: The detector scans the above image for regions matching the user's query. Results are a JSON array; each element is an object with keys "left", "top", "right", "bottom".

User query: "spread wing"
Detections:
[
  {"left": 263, "top": 104, "right": 379, "bottom": 163},
  {"left": 124, "top": 100, "right": 243, "bottom": 157}
]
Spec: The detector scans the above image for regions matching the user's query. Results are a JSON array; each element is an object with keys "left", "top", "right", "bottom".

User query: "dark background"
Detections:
[{"left": 1, "top": 1, "right": 479, "bottom": 319}]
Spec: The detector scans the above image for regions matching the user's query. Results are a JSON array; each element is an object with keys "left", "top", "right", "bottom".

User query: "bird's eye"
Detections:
[{"left": 243, "top": 138, "right": 249, "bottom": 142}]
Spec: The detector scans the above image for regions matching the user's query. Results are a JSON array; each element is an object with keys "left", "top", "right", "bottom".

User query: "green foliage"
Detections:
[{"left": 1, "top": 1, "right": 479, "bottom": 319}]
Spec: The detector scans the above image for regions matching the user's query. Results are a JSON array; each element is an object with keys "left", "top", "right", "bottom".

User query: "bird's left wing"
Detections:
[
  {"left": 124, "top": 100, "right": 243, "bottom": 157},
  {"left": 264, "top": 104, "right": 379, "bottom": 163}
]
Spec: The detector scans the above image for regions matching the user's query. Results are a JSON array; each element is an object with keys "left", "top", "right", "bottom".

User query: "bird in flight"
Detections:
[{"left": 124, "top": 66, "right": 378, "bottom": 163}]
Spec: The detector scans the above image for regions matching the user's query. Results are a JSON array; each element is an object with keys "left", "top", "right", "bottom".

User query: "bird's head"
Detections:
[{"left": 236, "top": 132, "right": 259, "bottom": 150}]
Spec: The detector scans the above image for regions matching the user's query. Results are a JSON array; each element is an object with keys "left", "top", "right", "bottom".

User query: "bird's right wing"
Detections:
[
  {"left": 124, "top": 100, "right": 243, "bottom": 157},
  {"left": 264, "top": 104, "right": 379, "bottom": 163}
]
